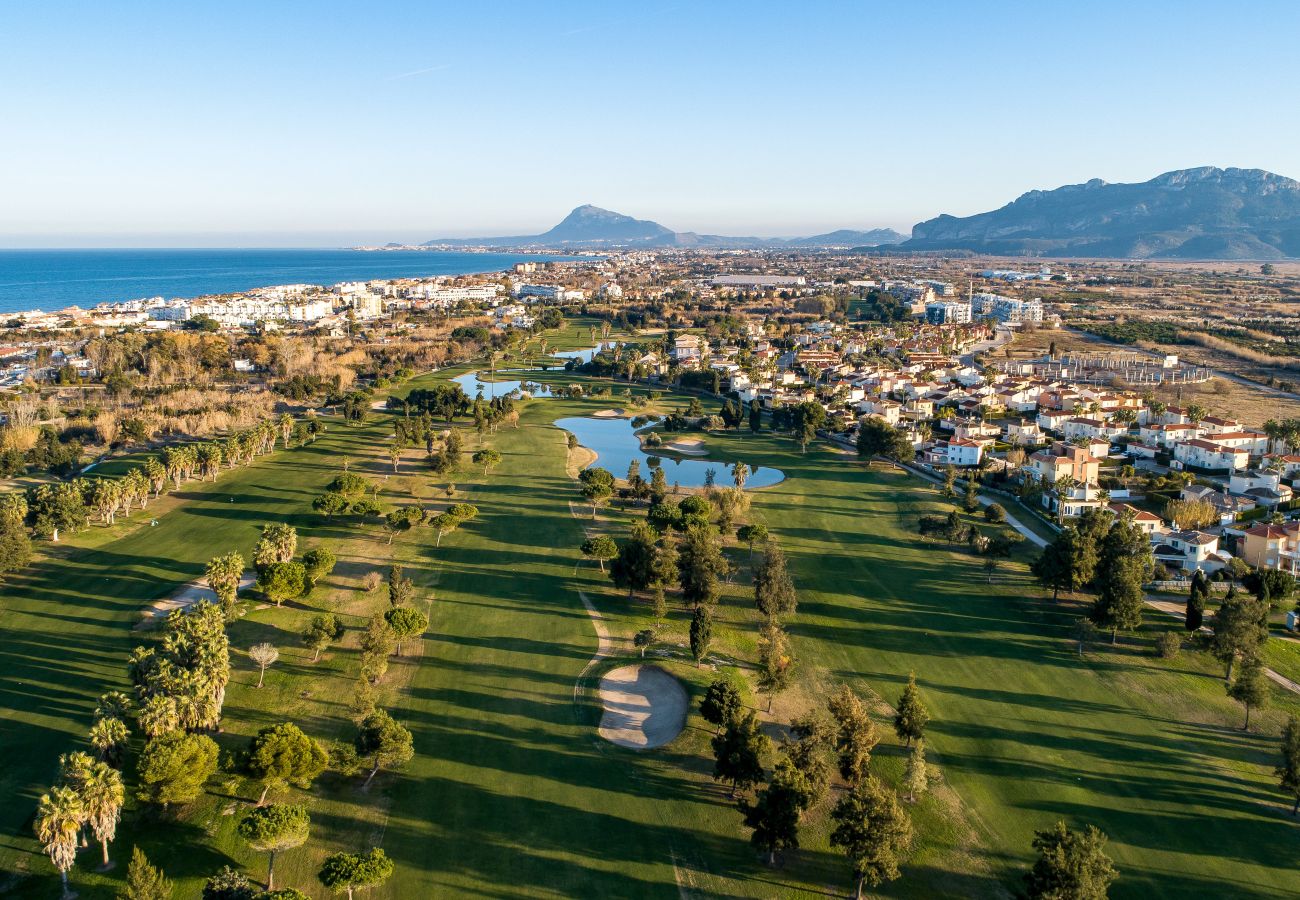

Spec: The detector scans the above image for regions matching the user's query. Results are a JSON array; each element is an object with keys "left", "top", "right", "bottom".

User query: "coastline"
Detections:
[{"left": 0, "top": 247, "right": 587, "bottom": 316}]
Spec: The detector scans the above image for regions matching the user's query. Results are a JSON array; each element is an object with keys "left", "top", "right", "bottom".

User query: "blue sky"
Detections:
[{"left": 2, "top": 0, "right": 1298, "bottom": 246}]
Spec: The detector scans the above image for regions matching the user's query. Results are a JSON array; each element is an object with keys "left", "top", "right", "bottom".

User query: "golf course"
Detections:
[{"left": 2, "top": 325, "right": 1299, "bottom": 898}]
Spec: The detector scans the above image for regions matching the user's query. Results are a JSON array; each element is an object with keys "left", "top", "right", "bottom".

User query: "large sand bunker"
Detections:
[{"left": 598, "top": 665, "right": 687, "bottom": 749}]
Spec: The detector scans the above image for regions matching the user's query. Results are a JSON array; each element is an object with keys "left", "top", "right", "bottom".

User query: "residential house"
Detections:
[
  {"left": 1028, "top": 442, "right": 1101, "bottom": 486},
  {"left": 1173, "top": 439, "right": 1249, "bottom": 472},
  {"left": 1153, "top": 530, "right": 1225, "bottom": 574},
  {"left": 1239, "top": 521, "right": 1300, "bottom": 574}
]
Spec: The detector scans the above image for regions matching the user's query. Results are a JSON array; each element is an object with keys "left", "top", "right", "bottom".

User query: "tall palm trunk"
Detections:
[
  {"left": 266, "top": 850, "right": 277, "bottom": 890},
  {"left": 101, "top": 837, "right": 111, "bottom": 868}
]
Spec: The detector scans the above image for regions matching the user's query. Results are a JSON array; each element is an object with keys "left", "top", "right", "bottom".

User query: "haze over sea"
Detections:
[{"left": 0, "top": 249, "right": 576, "bottom": 315}]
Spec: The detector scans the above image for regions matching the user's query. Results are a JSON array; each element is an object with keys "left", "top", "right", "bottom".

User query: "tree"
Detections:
[
  {"left": 829, "top": 776, "right": 913, "bottom": 899},
  {"left": 754, "top": 545, "right": 797, "bottom": 619},
  {"left": 737, "top": 523, "right": 768, "bottom": 557},
  {"left": 302, "top": 548, "right": 337, "bottom": 585},
  {"left": 318, "top": 848, "right": 394, "bottom": 900},
  {"left": 1185, "top": 569, "right": 1208, "bottom": 632},
  {"left": 963, "top": 476, "right": 980, "bottom": 513},
  {"left": 828, "top": 685, "right": 878, "bottom": 786},
  {"left": 757, "top": 619, "right": 794, "bottom": 712},
  {"left": 430, "top": 503, "right": 477, "bottom": 546},
  {"left": 245, "top": 723, "right": 329, "bottom": 806},
  {"left": 34, "top": 786, "right": 82, "bottom": 898},
  {"left": 202, "top": 866, "right": 256, "bottom": 900},
  {"left": 634, "top": 628, "right": 655, "bottom": 657},
  {"left": 387, "top": 564, "right": 414, "bottom": 608},
  {"left": 678, "top": 525, "right": 725, "bottom": 607},
  {"left": 1210, "top": 590, "right": 1269, "bottom": 681},
  {"left": 206, "top": 552, "right": 246, "bottom": 618},
  {"left": 1024, "top": 822, "right": 1117, "bottom": 900},
  {"left": 690, "top": 605, "right": 713, "bottom": 667},
  {"left": 610, "top": 522, "right": 658, "bottom": 597},
  {"left": 1032, "top": 530, "right": 1078, "bottom": 601},
  {"left": 741, "top": 758, "right": 810, "bottom": 866},
  {"left": 1089, "top": 517, "right": 1152, "bottom": 643},
  {"left": 984, "top": 503, "right": 1006, "bottom": 524},
  {"left": 893, "top": 672, "right": 929, "bottom": 747},
  {"left": 578, "top": 466, "right": 615, "bottom": 518},
  {"left": 257, "top": 562, "right": 305, "bottom": 607},
  {"left": 712, "top": 710, "right": 769, "bottom": 797},
  {"left": 302, "top": 614, "right": 344, "bottom": 662},
  {"left": 700, "top": 678, "right": 743, "bottom": 732},
  {"left": 136, "top": 732, "right": 219, "bottom": 807},
  {"left": 1276, "top": 715, "right": 1300, "bottom": 815},
  {"left": 355, "top": 710, "right": 414, "bottom": 787},
  {"left": 90, "top": 716, "right": 131, "bottom": 766},
  {"left": 359, "top": 615, "right": 395, "bottom": 684},
  {"left": 580, "top": 535, "right": 618, "bottom": 572},
  {"left": 903, "top": 739, "right": 928, "bottom": 802},
  {"left": 237, "top": 804, "right": 309, "bottom": 892},
  {"left": 941, "top": 465, "right": 957, "bottom": 498},
  {"left": 249, "top": 643, "right": 280, "bottom": 688},
  {"left": 253, "top": 523, "right": 297, "bottom": 571},
  {"left": 472, "top": 448, "right": 502, "bottom": 475},
  {"left": 80, "top": 760, "right": 124, "bottom": 868},
  {"left": 1228, "top": 655, "right": 1270, "bottom": 730},
  {"left": 121, "top": 845, "right": 173, "bottom": 900},
  {"left": 383, "top": 607, "right": 429, "bottom": 656}
]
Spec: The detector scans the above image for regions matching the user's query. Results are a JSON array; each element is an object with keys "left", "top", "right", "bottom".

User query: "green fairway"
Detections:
[{"left": 3, "top": 351, "right": 1299, "bottom": 898}]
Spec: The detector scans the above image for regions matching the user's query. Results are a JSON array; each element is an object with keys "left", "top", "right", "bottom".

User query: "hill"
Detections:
[
  {"left": 902, "top": 167, "right": 1300, "bottom": 259},
  {"left": 421, "top": 205, "right": 903, "bottom": 250}
]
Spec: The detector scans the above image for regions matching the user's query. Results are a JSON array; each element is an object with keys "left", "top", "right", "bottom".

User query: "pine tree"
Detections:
[
  {"left": 829, "top": 776, "right": 913, "bottom": 899},
  {"left": 1276, "top": 715, "right": 1300, "bottom": 815},
  {"left": 1089, "top": 517, "right": 1152, "bottom": 643},
  {"left": 690, "top": 605, "right": 713, "bottom": 667},
  {"left": 1228, "top": 655, "right": 1270, "bottom": 730},
  {"left": 1024, "top": 822, "right": 1117, "bottom": 900},
  {"left": 122, "top": 846, "right": 173, "bottom": 900},
  {"left": 893, "top": 672, "right": 929, "bottom": 747}
]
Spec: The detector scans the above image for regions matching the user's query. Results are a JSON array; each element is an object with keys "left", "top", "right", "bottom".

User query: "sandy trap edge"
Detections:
[{"left": 597, "top": 664, "right": 688, "bottom": 749}]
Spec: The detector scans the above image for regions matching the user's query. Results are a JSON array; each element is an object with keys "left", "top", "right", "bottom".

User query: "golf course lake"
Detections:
[
  {"left": 453, "top": 371, "right": 556, "bottom": 399},
  {"left": 555, "top": 415, "right": 785, "bottom": 489}
]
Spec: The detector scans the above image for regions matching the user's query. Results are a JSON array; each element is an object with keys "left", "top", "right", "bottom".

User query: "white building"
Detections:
[{"left": 924, "top": 301, "right": 972, "bottom": 325}]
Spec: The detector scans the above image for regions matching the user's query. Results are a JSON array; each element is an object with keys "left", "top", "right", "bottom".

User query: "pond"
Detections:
[
  {"left": 453, "top": 371, "right": 556, "bottom": 399},
  {"left": 555, "top": 416, "right": 784, "bottom": 489},
  {"left": 551, "top": 341, "right": 620, "bottom": 364}
]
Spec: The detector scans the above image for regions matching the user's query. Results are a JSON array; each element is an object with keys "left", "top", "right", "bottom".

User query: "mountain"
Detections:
[
  {"left": 421, "top": 205, "right": 903, "bottom": 250},
  {"left": 902, "top": 167, "right": 1300, "bottom": 259},
  {"left": 787, "top": 228, "right": 906, "bottom": 248}
]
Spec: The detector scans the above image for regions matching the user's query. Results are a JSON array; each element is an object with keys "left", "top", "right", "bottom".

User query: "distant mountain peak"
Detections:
[
  {"left": 421, "top": 206, "right": 902, "bottom": 250},
  {"left": 904, "top": 166, "right": 1300, "bottom": 259}
]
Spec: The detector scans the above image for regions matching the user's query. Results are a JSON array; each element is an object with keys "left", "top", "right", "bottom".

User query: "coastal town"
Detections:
[{"left": 5, "top": 250, "right": 1300, "bottom": 594}]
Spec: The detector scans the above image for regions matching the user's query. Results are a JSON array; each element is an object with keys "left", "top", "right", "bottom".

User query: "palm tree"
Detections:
[
  {"left": 249, "top": 643, "right": 279, "bottom": 688},
  {"left": 35, "top": 787, "right": 83, "bottom": 897},
  {"left": 81, "top": 763, "right": 124, "bottom": 869}
]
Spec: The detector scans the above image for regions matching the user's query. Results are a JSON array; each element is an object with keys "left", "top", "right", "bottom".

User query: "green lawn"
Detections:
[{"left": 3, "top": 351, "right": 1299, "bottom": 898}]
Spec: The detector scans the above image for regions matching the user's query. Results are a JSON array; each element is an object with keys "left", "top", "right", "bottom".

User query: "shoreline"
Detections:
[{"left": 0, "top": 248, "right": 588, "bottom": 317}]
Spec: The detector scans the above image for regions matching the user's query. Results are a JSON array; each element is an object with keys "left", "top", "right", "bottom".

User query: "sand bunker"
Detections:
[
  {"left": 598, "top": 665, "right": 687, "bottom": 749},
  {"left": 591, "top": 409, "right": 623, "bottom": 418},
  {"left": 662, "top": 438, "right": 707, "bottom": 456},
  {"left": 137, "top": 572, "right": 255, "bottom": 628}
]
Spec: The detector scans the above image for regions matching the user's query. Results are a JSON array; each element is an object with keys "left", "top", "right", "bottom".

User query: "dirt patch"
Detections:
[
  {"left": 137, "top": 572, "right": 255, "bottom": 629},
  {"left": 598, "top": 664, "right": 688, "bottom": 749},
  {"left": 566, "top": 445, "right": 597, "bottom": 478}
]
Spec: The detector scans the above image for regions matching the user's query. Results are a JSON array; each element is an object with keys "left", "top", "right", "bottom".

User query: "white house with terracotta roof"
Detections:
[{"left": 1173, "top": 439, "right": 1249, "bottom": 472}]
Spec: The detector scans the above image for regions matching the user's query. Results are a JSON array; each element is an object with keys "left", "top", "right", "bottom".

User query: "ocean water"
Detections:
[{"left": 0, "top": 248, "right": 579, "bottom": 314}]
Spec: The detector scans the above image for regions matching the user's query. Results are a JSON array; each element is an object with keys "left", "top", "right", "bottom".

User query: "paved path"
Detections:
[{"left": 1144, "top": 595, "right": 1300, "bottom": 696}]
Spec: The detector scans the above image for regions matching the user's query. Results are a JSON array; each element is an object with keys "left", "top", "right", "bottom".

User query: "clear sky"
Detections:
[{"left": 3, "top": 0, "right": 1298, "bottom": 247}]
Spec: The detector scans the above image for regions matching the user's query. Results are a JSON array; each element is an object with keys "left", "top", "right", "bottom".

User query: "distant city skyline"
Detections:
[{"left": 3, "top": 0, "right": 1299, "bottom": 247}]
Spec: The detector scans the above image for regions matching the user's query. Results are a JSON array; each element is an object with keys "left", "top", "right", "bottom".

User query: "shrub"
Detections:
[
  {"left": 362, "top": 571, "right": 382, "bottom": 593},
  {"left": 1154, "top": 631, "right": 1182, "bottom": 659},
  {"left": 984, "top": 503, "right": 1006, "bottom": 524}
]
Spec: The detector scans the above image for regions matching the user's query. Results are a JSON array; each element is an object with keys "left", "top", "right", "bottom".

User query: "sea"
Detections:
[{"left": 0, "top": 248, "right": 581, "bottom": 315}]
